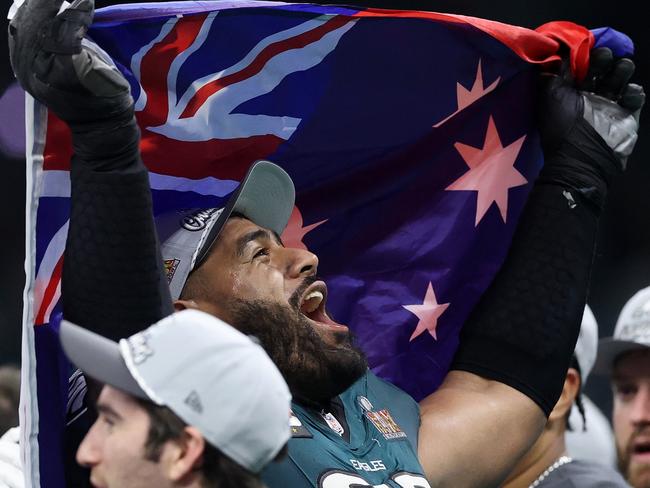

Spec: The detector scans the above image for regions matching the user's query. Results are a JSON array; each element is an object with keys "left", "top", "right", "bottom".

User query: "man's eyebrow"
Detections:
[
  {"left": 611, "top": 374, "right": 639, "bottom": 384},
  {"left": 96, "top": 403, "right": 123, "bottom": 421},
  {"left": 236, "top": 228, "right": 283, "bottom": 257}
]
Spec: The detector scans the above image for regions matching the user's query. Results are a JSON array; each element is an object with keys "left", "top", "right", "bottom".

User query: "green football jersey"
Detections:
[{"left": 262, "top": 371, "right": 430, "bottom": 488}]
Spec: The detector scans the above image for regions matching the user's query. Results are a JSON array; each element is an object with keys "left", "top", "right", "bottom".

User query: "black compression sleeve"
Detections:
[
  {"left": 451, "top": 182, "right": 598, "bottom": 416},
  {"left": 62, "top": 120, "right": 173, "bottom": 340}
]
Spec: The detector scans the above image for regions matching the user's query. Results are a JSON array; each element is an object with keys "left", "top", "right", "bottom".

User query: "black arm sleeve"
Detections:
[
  {"left": 61, "top": 118, "right": 173, "bottom": 340},
  {"left": 451, "top": 119, "right": 615, "bottom": 417}
]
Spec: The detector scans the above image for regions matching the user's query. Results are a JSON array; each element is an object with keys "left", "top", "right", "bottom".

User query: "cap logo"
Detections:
[
  {"left": 163, "top": 259, "right": 180, "bottom": 284},
  {"left": 181, "top": 209, "right": 218, "bottom": 231},
  {"left": 128, "top": 332, "right": 154, "bottom": 365},
  {"left": 184, "top": 390, "right": 203, "bottom": 414}
]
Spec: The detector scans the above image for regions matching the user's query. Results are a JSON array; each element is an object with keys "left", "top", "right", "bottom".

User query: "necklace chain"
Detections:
[{"left": 529, "top": 455, "right": 573, "bottom": 488}]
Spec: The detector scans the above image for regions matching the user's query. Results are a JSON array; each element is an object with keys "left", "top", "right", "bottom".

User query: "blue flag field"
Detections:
[{"left": 18, "top": 1, "right": 628, "bottom": 485}]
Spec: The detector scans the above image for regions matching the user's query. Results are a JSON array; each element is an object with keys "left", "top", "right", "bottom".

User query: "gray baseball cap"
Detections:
[
  {"left": 593, "top": 285, "right": 650, "bottom": 375},
  {"left": 157, "top": 160, "right": 295, "bottom": 299},
  {"left": 59, "top": 309, "right": 292, "bottom": 473}
]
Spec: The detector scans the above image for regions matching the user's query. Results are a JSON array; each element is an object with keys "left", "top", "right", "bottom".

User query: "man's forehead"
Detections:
[
  {"left": 99, "top": 385, "right": 142, "bottom": 412},
  {"left": 220, "top": 216, "right": 281, "bottom": 246},
  {"left": 612, "top": 349, "right": 650, "bottom": 379},
  {"left": 224, "top": 214, "right": 256, "bottom": 232}
]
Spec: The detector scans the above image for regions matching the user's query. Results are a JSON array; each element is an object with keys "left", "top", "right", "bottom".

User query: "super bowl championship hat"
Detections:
[
  {"left": 59, "top": 309, "right": 292, "bottom": 473},
  {"left": 593, "top": 285, "right": 650, "bottom": 375},
  {"left": 157, "top": 160, "right": 295, "bottom": 299}
]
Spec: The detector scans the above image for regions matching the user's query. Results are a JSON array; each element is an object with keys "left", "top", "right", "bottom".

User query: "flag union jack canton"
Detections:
[{"left": 22, "top": 1, "right": 630, "bottom": 485}]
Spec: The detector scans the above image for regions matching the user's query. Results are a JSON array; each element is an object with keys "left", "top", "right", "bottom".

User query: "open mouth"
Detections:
[
  {"left": 631, "top": 436, "right": 650, "bottom": 460},
  {"left": 633, "top": 441, "right": 650, "bottom": 455},
  {"left": 298, "top": 281, "right": 348, "bottom": 333}
]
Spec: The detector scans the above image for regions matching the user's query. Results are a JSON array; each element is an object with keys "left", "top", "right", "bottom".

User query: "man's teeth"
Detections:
[{"left": 301, "top": 291, "right": 323, "bottom": 314}]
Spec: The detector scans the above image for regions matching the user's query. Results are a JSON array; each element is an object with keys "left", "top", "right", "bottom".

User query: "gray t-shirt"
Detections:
[{"left": 539, "top": 459, "right": 630, "bottom": 487}]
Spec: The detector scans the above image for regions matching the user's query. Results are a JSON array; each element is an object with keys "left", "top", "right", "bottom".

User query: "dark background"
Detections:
[{"left": 1, "top": 0, "right": 648, "bottom": 416}]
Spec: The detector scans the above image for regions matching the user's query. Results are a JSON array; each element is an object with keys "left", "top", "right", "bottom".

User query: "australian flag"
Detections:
[{"left": 20, "top": 1, "right": 630, "bottom": 486}]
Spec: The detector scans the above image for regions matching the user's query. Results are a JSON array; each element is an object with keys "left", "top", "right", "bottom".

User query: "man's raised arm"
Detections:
[
  {"left": 9, "top": 0, "right": 173, "bottom": 340},
  {"left": 418, "top": 48, "right": 645, "bottom": 487}
]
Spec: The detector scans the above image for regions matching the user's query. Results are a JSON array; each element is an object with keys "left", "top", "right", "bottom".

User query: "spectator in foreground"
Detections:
[
  {"left": 60, "top": 309, "right": 291, "bottom": 488},
  {"left": 595, "top": 286, "right": 650, "bottom": 488},
  {"left": 503, "top": 306, "right": 630, "bottom": 487}
]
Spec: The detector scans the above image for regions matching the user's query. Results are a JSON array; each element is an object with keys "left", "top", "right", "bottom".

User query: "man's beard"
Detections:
[
  {"left": 619, "top": 432, "right": 650, "bottom": 488},
  {"left": 225, "top": 282, "right": 367, "bottom": 405}
]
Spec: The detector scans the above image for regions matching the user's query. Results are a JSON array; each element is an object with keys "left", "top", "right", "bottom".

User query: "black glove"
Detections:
[
  {"left": 8, "top": 0, "right": 137, "bottom": 169},
  {"left": 537, "top": 47, "right": 645, "bottom": 210}
]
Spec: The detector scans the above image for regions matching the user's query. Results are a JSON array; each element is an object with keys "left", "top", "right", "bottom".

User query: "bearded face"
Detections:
[
  {"left": 612, "top": 350, "right": 650, "bottom": 488},
  {"left": 226, "top": 283, "right": 368, "bottom": 404},
  {"left": 618, "top": 436, "right": 650, "bottom": 488},
  {"left": 181, "top": 217, "right": 368, "bottom": 404}
]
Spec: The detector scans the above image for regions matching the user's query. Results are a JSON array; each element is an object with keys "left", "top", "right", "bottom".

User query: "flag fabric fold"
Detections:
[{"left": 20, "top": 1, "right": 632, "bottom": 485}]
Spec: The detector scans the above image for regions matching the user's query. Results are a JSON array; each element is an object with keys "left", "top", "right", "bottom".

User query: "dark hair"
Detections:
[
  {"left": 137, "top": 399, "right": 266, "bottom": 488},
  {"left": 566, "top": 356, "right": 586, "bottom": 432}
]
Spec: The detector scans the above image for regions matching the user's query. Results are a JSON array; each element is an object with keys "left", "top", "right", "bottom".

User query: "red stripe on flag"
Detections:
[
  {"left": 140, "top": 130, "right": 283, "bottom": 180},
  {"left": 352, "top": 9, "right": 561, "bottom": 66},
  {"left": 180, "top": 15, "right": 351, "bottom": 119},
  {"left": 43, "top": 113, "right": 73, "bottom": 171},
  {"left": 536, "top": 21, "right": 594, "bottom": 82},
  {"left": 41, "top": 117, "right": 282, "bottom": 180},
  {"left": 353, "top": 9, "right": 595, "bottom": 78},
  {"left": 35, "top": 254, "right": 64, "bottom": 326},
  {"left": 138, "top": 13, "right": 209, "bottom": 128}
]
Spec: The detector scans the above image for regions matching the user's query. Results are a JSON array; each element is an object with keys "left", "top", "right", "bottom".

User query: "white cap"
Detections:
[
  {"left": 59, "top": 309, "right": 291, "bottom": 473},
  {"left": 594, "top": 285, "right": 650, "bottom": 375},
  {"left": 157, "top": 160, "right": 295, "bottom": 300},
  {"left": 574, "top": 305, "right": 599, "bottom": 383}
]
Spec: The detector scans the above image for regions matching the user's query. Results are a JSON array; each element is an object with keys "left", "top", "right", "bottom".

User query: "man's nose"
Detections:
[
  {"left": 282, "top": 247, "right": 319, "bottom": 278},
  {"left": 76, "top": 421, "right": 102, "bottom": 468},
  {"left": 631, "top": 386, "right": 650, "bottom": 425}
]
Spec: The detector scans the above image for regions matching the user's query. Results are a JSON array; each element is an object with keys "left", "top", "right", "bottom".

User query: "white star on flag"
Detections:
[
  {"left": 403, "top": 282, "right": 450, "bottom": 342},
  {"left": 446, "top": 116, "right": 527, "bottom": 226},
  {"left": 434, "top": 59, "right": 500, "bottom": 128}
]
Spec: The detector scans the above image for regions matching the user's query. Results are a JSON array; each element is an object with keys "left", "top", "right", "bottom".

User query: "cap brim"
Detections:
[
  {"left": 592, "top": 338, "right": 650, "bottom": 376},
  {"left": 60, "top": 320, "right": 148, "bottom": 400},
  {"left": 195, "top": 160, "right": 295, "bottom": 266}
]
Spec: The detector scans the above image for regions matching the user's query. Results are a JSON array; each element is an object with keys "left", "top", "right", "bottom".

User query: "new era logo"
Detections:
[
  {"left": 128, "top": 332, "right": 154, "bottom": 365},
  {"left": 184, "top": 391, "right": 203, "bottom": 414}
]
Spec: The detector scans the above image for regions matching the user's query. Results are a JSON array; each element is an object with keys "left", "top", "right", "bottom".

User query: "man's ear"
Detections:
[
  {"left": 174, "top": 299, "right": 199, "bottom": 311},
  {"left": 548, "top": 367, "right": 581, "bottom": 423},
  {"left": 166, "top": 426, "right": 206, "bottom": 482}
]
